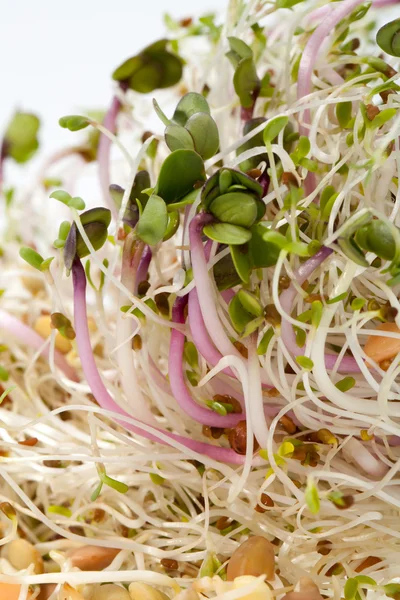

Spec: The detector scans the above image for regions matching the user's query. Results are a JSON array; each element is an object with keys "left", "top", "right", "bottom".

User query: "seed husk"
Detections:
[
  {"left": 67, "top": 545, "right": 120, "bottom": 570},
  {"left": 226, "top": 536, "right": 275, "bottom": 581}
]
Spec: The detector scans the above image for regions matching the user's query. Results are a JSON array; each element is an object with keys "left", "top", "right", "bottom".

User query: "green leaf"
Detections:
[
  {"left": 39, "top": 257, "right": 54, "bottom": 272},
  {"left": 276, "top": 0, "right": 305, "bottom": 8},
  {"left": 344, "top": 579, "right": 359, "bottom": 600},
  {"left": 248, "top": 223, "right": 281, "bottom": 268},
  {"left": 19, "top": 247, "right": 44, "bottom": 270},
  {"left": 185, "top": 112, "right": 219, "bottom": 160},
  {"left": 203, "top": 223, "right": 252, "bottom": 245},
  {"left": 335, "top": 376, "right": 356, "bottom": 392},
  {"left": 228, "top": 295, "right": 254, "bottom": 333},
  {"left": 156, "top": 149, "right": 205, "bottom": 204},
  {"left": 369, "top": 108, "right": 397, "bottom": 130},
  {"left": 257, "top": 328, "right": 274, "bottom": 355},
  {"left": 384, "top": 584, "right": 400, "bottom": 599},
  {"left": 230, "top": 245, "right": 252, "bottom": 284},
  {"left": 213, "top": 251, "right": 241, "bottom": 290},
  {"left": 4, "top": 112, "right": 40, "bottom": 163},
  {"left": 0, "top": 386, "right": 15, "bottom": 405},
  {"left": 209, "top": 192, "right": 258, "bottom": 227},
  {"left": 376, "top": 18, "right": 400, "bottom": 57},
  {"left": 136, "top": 194, "right": 167, "bottom": 246},
  {"left": 68, "top": 197, "right": 86, "bottom": 210},
  {"left": 152, "top": 98, "right": 171, "bottom": 126},
  {"left": 172, "top": 92, "right": 211, "bottom": 127},
  {"left": 163, "top": 210, "right": 180, "bottom": 241},
  {"left": 311, "top": 300, "right": 323, "bottom": 327},
  {"left": 48, "top": 505, "right": 72, "bottom": 518},
  {"left": 50, "top": 189, "right": 72, "bottom": 206},
  {"left": 338, "top": 237, "right": 368, "bottom": 267},
  {"left": 336, "top": 102, "right": 353, "bottom": 128},
  {"left": 290, "top": 136, "right": 311, "bottom": 165},
  {"left": 226, "top": 37, "right": 253, "bottom": 69},
  {"left": 233, "top": 57, "right": 260, "bottom": 108},
  {"left": 237, "top": 289, "right": 263, "bottom": 317},
  {"left": 354, "top": 576, "right": 376, "bottom": 586},
  {"left": 184, "top": 341, "right": 199, "bottom": 370},
  {"left": 81, "top": 207, "right": 112, "bottom": 228},
  {"left": 91, "top": 481, "right": 103, "bottom": 501},
  {"left": 351, "top": 298, "right": 365, "bottom": 311},
  {"left": 305, "top": 478, "right": 320, "bottom": 514},
  {"left": 150, "top": 473, "right": 165, "bottom": 485},
  {"left": 0, "top": 366, "right": 9, "bottom": 382},
  {"left": 296, "top": 356, "right": 314, "bottom": 370},
  {"left": 167, "top": 188, "right": 199, "bottom": 212},
  {"left": 101, "top": 473, "right": 129, "bottom": 494},
  {"left": 165, "top": 124, "right": 195, "bottom": 152},
  {"left": 355, "top": 220, "right": 396, "bottom": 260},
  {"left": 241, "top": 316, "right": 264, "bottom": 338},
  {"left": 263, "top": 116, "right": 289, "bottom": 145},
  {"left": 59, "top": 115, "right": 90, "bottom": 131}
]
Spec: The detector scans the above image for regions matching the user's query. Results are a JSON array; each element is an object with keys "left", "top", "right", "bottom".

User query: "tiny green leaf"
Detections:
[
  {"left": 19, "top": 247, "right": 44, "bottom": 270},
  {"left": 163, "top": 210, "right": 180, "bottom": 241},
  {"left": 172, "top": 92, "right": 211, "bottom": 127},
  {"left": 230, "top": 244, "right": 252, "bottom": 284},
  {"left": 233, "top": 57, "right": 260, "bottom": 108},
  {"left": 0, "top": 386, "right": 15, "bottom": 405},
  {"left": 228, "top": 294, "right": 254, "bottom": 333},
  {"left": 237, "top": 289, "right": 263, "bottom": 317},
  {"left": 50, "top": 190, "right": 72, "bottom": 206},
  {"left": 311, "top": 300, "right": 323, "bottom": 328},
  {"left": 351, "top": 298, "right": 366, "bottom": 311},
  {"left": 68, "top": 196, "right": 86, "bottom": 210},
  {"left": 209, "top": 192, "right": 258, "bottom": 227},
  {"left": 263, "top": 116, "right": 289, "bottom": 145},
  {"left": 335, "top": 376, "right": 356, "bottom": 392},
  {"left": 185, "top": 112, "right": 220, "bottom": 160},
  {"left": 156, "top": 149, "right": 205, "bottom": 204},
  {"left": 336, "top": 101, "right": 353, "bottom": 128},
  {"left": 338, "top": 237, "right": 368, "bottom": 267},
  {"left": 100, "top": 472, "right": 129, "bottom": 494},
  {"left": 257, "top": 328, "right": 274, "bottom": 355},
  {"left": 4, "top": 112, "right": 40, "bottom": 163},
  {"left": 376, "top": 18, "right": 400, "bottom": 57},
  {"left": 305, "top": 477, "right": 320, "bottom": 514},
  {"left": 383, "top": 583, "right": 400, "bottom": 599},
  {"left": 59, "top": 115, "right": 90, "bottom": 131},
  {"left": 344, "top": 579, "right": 359, "bottom": 600},
  {"left": 0, "top": 366, "right": 9, "bottom": 382},
  {"left": 296, "top": 356, "right": 314, "bottom": 370},
  {"left": 165, "top": 124, "right": 195, "bottom": 152},
  {"left": 354, "top": 576, "right": 376, "bottom": 586},
  {"left": 248, "top": 223, "right": 281, "bottom": 268},
  {"left": 136, "top": 194, "right": 168, "bottom": 246},
  {"left": 203, "top": 222, "right": 252, "bottom": 245},
  {"left": 184, "top": 341, "right": 199, "bottom": 370}
]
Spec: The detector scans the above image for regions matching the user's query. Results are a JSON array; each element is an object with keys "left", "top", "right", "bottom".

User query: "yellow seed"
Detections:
[
  {"left": 34, "top": 315, "right": 72, "bottom": 354},
  {"left": 364, "top": 322, "right": 400, "bottom": 365},
  {"left": 226, "top": 536, "right": 275, "bottom": 581},
  {"left": 67, "top": 545, "right": 120, "bottom": 571},
  {"left": 7, "top": 538, "right": 44, "bottom": 573},
  {"left": 232, "top": 576, "right": 274, "bottom": 600},
  {"left": 90, "top": 584, "right": 130, "bottom": 600},
  {"left": 129, "top": 582, "right": 170, "bottom": 600}
]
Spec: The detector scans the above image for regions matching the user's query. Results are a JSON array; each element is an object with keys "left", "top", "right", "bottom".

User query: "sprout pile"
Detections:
[{"left": 1, "top": 1, "right": 400, "bottom": 599}]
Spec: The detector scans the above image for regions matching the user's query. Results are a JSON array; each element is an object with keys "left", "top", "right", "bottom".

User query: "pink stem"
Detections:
[
  {"left": 279, "top": 247, "right": 360, "bottom": 372},
  {"left": 170, "top": 298, "right": 243, "bottom": 427},
  {"left": 135, "top": 246, "right": 152, "bottom": 294},
  {"left": 0, "top": 309, "right": 78, "bottom": 381},
  {"left": 297, "top": 0, "right": 365, "bottom": 133},
  {"left": 98, "top": 95, "right": 121, "bottom": 219},
  {"left": 72, "top": 259, "right": 247, "bottom": 464}
]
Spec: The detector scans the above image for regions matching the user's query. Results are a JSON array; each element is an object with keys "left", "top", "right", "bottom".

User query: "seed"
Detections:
[
  {"left": 161, "top": 558, "right": 179, "bottom": 570},
  {"left": 305, "top": 293, "right": 326, "bottom": 303},
  {"left": 264, "top": 304, "right": 281, "bottom": 326},
  {"left": 37, "top": 584, "right": 56, "bottom": 600},
  {"left": 228, "top": 420, "right": 258, "bottom": 455},
  {"left": 34, "top": 315, "right": 72, "bottom": 354},
  {"left": 155, "top": 293, "right": 170, "bottom": 316},
  {"left": 279, "top": 276, "right": 291, "bottom": 290},
  {"left": 132, "top": 335, "right": 142, "bottom": 351},
  {"left": 202, "top": 425, "right": 224, "bottom": 439},
  {"left": 227, "top": 536, "right": 275, "bottom": 581},
  {"left": 316, "top": 540, "right": 332, "bottom": 556},
  {"left": 90, "top": 584, "right": 130, "bottom": 600},
  {"left": 246, "top": 168, "right": 262, "bottom": 179},
  {"left": 325, "top": 562, "right": 343, "bottom": 576},
  {"left": 213, "top": 394, "right": 242, "bottom": 414},
  {"left": 380, "top": 358, "right": 392, "bottom": 371},
  {"left": 365, "top": 104, "right": 380, "bottom": 121},
  {"left": 254, "top": 493, "right": 274, "bottom": 513},
  {"left": 216, "top": 516, "right": 231, "bottom": 530},
  {"left": 18, "top": 437, "right": 38, "bottom": 446},
  {"left": 129, "top": 582, "right": 170, "bottom": 600},
  {"left": 7, "top": 538, "right": 44, "bottom": 573},
  {"left": 141, "top": 131, "right": 153, "bottom": 143},
  {"left": 364, "top": 322, "right": 400, "bottom": 365},
  {"left": 281, "top": 172, "right": 298, "bottom": 187},
  {"left": 354, "top": 555, "right": 382, "bottom": 572},
  {"left": 279, "top": 415, "right": 297, "bottom": 434},
  {"left": 93, "top": 508, "right": 106, "bottom": 522},
  {"left": 315, "top": 428, "right": 337, "bottom": 445},
  {"left": 233, "top": 341, "right": 248, "bottom": 358},
  {"left": 179, "top": 17, "right": 193, "bottom": 27},
  {"left": 68, "top": 545, "right": 120, "bottom": 570},
  {"left": 137, "top": 281, "right": 151, "bottom": 296},
  {"left": 282, "top": 577, "right": 323, "bottom": 600}
]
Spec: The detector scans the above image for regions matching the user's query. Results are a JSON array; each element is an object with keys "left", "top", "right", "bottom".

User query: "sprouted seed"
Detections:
[{"left": 1, "top": 0, "right": 400, "bottom": 599}]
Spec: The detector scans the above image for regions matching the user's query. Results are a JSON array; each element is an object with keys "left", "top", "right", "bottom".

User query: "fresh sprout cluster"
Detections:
[{"left": 1, "top": 1, "right": 400, "bottom": 599}]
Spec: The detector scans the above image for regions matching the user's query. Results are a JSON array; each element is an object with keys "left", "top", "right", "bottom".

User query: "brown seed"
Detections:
[
  {"left": 117, "top": 227, "right": 128, "bottom": 241},
  {"left": 264, "top": 304, "right": 281, "bottom": 326},
  {"left": 228, "top": 420, "right": 258, "bottom": 455},
  {"left": 215, "top": 516, "right": 231, "bottom": 530},
  {"left": 137, "top": 280, "right": 151, "bottom": 296},
  {"left": 281, "top": 577, "right": 324, "bottom": 600},
  {"left": 43, "top": 460, "right": 63, "bottom": 468},
  {"left": 365, "top": 104, "right": 380, "bottom": 121},
  {"left": 213, "top": 394, "right": 242, "bottom": 414},
  {"left": 354, "top": 555, "right": 382, "bottom": 572},
  {"left": 282, "top": 172, "right": 298, "bottom": 187},
  {"left": 279, "top": 415, "right": 297, "bottom": 434},
  {"left": 266, "top": 387, "right": 280, "bottom": 398},
  {"left": 141, "top": 131, "right": 153, "bottom": 143},
  {"left": 202, "top": 425, "right": 224, "bottom": 439},
  {"left": 364, "top": 322, "right": 400, "bottom": 365},
  {"left": 254, "top": 493, "right": 274, "bottom": 513},
  {"left": 279, "top": 276, "right": 291, "bottom": 290},
  {"left": 325, "top": 562, "right": 343, "bottom": 576},
  {"left": 132, "top": 335, "right": 142, "bottom": 351},
  {"left": 379, "top": 358, "right": 392, "bottom": 371},
  {"left": 233, "top": 341, "right": 248, "bottom": 358},
  {"left": 93, "top": 508, "right": 106, "bottom": 522},
  {"left": 18, "top": 437, "right": 38, "bottom": 447},
  {"left": 68, "top": 545, "right": 120, "bottom": 571},
  {"left": 155, "top": 293, "right": 170, "bottom": 316},
  {"left": 161, "top": 558, "right": 179, "bottom": 570},
  {"left": 226, "top": 536, "right": 275, "bottom": 581},
  {"left": 305, "top": 293, "right": 326, "bottom": 303},
  {"left": 179, "top": 17, "right": 193, "bottom": 27},
  {"left": 246, "top": 168, "right": 262, "bottom": 179},
  {"left": 316, "top": 540, "right": 332, "bottom": 556}
]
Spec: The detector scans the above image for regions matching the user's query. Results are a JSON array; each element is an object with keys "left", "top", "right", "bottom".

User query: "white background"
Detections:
[{"left": 0, "top": 0, "right": 226, "bottom": 155}]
